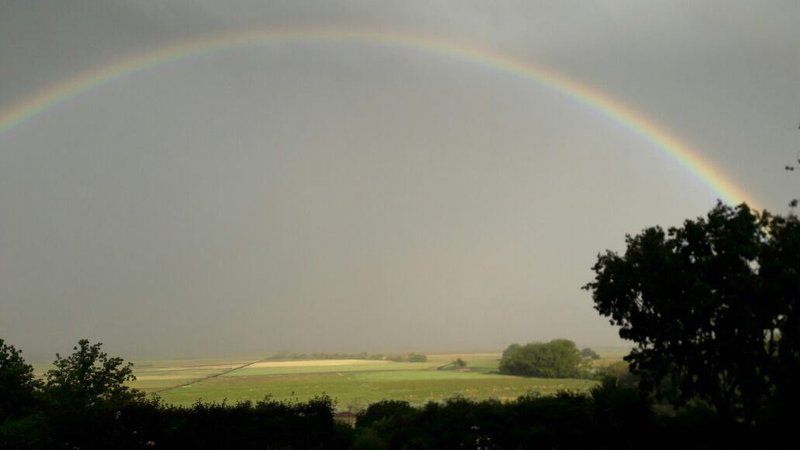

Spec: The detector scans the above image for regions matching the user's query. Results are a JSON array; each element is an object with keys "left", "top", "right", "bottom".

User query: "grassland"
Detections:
[{"left": 129, "top": 352, "right": 621, "bottom": 410}]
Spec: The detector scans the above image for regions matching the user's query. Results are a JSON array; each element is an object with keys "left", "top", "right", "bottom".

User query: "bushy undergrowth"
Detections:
[
  {"left": 2, "top": 379, "right": 786, "bottom": 449},
  {"left": 2, "top": 338, "right": 794, "bottom": 449},
  {"left": 1, "top": 395, "right": 351, "bottom": 450},
  {"left": 351, "top": 379, "right": 778, "bottom": 450}
]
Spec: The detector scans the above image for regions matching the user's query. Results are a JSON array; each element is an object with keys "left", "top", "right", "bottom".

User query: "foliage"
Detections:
[
  {"left": 590, "top": 377, "right": 650, "bottom": 442},
  {"left": 44, "top": 339, "right": 143, "bottom": 409},
  {"left": 584, "top": 202, "right": 800, "bottom": 423},
  {"left": 580, "top": 347, "right": 600, "bottom": 360},
  {"left": 367, "top": 390, "right": 788, "bottom": 449},
  {"left": 385, "top": 353, "right": 427, "bottom": 362},
  {"left": 595, "top": 361, "right": 638, "bottom": 387},
  {"left": 407, "top": 353, "right": 427, "bottom": 363},
  {"left": 0, "top": 339, "right": 40, "bottom": 421},
  {"left": 350, "top": 428, "right": 389, "bottom": 450},
  {"left": 499, "top": 339, "right": 583, "bottom": 378},
  {"left": 350, "top": 388, "right": 764, "bottom": 450},
  {"left": 0, "top": 339, "right": 351, "bottom": 449},
  {"left": 357, "top": 400, "right": 417, "bottom": 428},
  {"left": 0, "top": 335, "right": 789, "bottom": 448}
]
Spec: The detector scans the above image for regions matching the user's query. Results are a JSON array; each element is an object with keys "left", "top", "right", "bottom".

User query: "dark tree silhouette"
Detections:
[
  {"left": 0, "top": 339, "right": 40, "bottom": 421},
  {"left": 584, "top": 202, "right": 800, "bottom": 424},
  {"left": 44, "top": 339, "right": 143, "bottom": 409}
]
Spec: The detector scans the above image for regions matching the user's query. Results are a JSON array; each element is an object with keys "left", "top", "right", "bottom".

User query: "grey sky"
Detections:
[{"left": 1, "top": 1, "right": 798, "bottom": 360}]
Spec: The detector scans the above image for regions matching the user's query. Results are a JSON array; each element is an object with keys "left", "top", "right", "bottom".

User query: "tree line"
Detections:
[{"left": 0, "top": 336, "right": 778, "bottom": 449}]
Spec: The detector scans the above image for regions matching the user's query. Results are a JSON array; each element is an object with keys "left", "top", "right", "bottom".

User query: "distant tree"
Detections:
[
  {"left": 407, "top": 353, "right": 427, "bottom": 363},
  {"left": 499, "top": 339, "right": 583, "bottom": 378},
  {"left": 584, "top": 202, "right": 800, "bottom": 423},
  {"left": 580, "top": 348, "right": 600, "bottom": 360},
  {"left": 453, "top": 358, "right": 467, "bottom": 368},
  {"left": 0, "top": 339, "right": 40, "bottom": 420},
  {"left": 44, "top": 339, "right": 143, "bottom": 409}
]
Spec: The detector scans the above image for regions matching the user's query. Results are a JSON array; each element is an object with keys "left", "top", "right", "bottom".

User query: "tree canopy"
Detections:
[
  {"left": 499, "top": 339, "right": 583, "bottom": 378},
  {"left": 584, "top": 202, "right": 800, "bottom": 423},
  {"left": 44, "top": 339, "right": 143, "bottom": 409},
  {"left": 407, "top": 353, "right": 427, "bottom": 363},
  {"left": 580, "top": 348, "right": 600, "bottom": 360},
  {"left": 0, "top": 339, "right": 40, "bottom": 421}
]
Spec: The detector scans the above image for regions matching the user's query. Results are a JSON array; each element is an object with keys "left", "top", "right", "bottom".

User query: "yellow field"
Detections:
[{"left": 248, "top": 359, "right": 390, "bottom": 368}]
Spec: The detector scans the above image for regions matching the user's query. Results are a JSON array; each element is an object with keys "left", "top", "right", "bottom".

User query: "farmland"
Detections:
[{"left": 129, "top": 352, "right": 611, "bottom": 410}]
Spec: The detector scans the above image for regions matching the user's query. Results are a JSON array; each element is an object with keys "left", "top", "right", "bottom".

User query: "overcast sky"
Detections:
[{"left": 1, "top": 1, "right": 798, "bottom": 360}]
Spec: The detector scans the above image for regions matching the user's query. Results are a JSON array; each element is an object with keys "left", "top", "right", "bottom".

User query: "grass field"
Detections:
[{"left": 128, "top": 352, "right": 621, "bottom": 410}]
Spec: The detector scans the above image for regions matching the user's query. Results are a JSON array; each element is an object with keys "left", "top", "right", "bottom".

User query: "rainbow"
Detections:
[{"left": 0, "top": 27, "right": 754, "bottom": 207}]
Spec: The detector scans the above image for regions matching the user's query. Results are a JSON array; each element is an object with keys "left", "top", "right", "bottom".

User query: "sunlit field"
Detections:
[{"left": 129, "top": 352, "right": 611, "bottom": 410}]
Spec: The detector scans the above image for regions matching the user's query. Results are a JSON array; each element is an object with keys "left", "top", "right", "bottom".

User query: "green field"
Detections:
[{"left": 129, "top": 352, "right": 613, "bottom": 410}]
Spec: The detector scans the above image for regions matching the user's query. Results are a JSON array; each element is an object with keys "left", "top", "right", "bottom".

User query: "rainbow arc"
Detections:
[{"left": 0, "top": 27, "right": 755, "bottom": 207}]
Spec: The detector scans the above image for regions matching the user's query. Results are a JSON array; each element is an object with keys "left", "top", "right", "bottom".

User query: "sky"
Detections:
[{"left": 1, "top": 1, "right": 798, "bottom": 360}]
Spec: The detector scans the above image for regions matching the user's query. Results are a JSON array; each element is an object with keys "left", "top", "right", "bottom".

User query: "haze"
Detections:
[{"left": 1, "top": 1, "right": 798, "bottom": 360}]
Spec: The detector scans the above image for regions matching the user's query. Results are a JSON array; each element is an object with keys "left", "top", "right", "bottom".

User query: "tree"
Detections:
[
  {"left": 407, "top": 353, "right": 427, "bottom": 363},
  {"left": 580, "top": 348, "right": 600, "bottom": 360},
  {"left": 584, "top": 202, "right": 800, "bottom": 423},
  {"left": 0, "top": 339, "right": 40, "bottom": 420},
  {"left": 44, "top": 339, "right": 143, "bottom": 409},
  {"left": 499, "top": 339, "right": 583, "bottom": 378}
]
